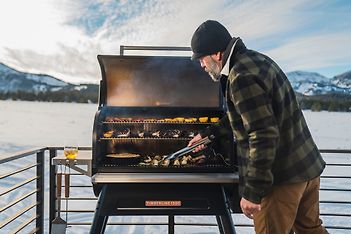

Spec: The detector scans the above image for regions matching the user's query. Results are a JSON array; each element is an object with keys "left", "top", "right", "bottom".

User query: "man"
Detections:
[{"left": 188, "top": 20, "right": 328, "bottom": 234}]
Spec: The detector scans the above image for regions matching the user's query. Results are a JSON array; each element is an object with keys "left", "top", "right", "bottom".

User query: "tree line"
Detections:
[
  {"left": 297, "top": 94, "right": 351, "bottom": 112},
  {"left": 0, "top": 90, "right": 98, "bottom": 103}
]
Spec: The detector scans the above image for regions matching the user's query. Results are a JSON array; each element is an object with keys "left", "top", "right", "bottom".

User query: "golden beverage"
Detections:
[{"left": 64, "top": 148, "right": 78, "bottom": 159}]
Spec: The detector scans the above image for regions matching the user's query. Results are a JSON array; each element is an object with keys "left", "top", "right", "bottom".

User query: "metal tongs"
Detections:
[{"left": 164, "top": 135, "right": 215, "bottom": 161}]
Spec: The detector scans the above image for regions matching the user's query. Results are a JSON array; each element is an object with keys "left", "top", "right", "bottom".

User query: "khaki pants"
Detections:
[{"left": 253, "top": 176, "right": 328, "bottom": 234}]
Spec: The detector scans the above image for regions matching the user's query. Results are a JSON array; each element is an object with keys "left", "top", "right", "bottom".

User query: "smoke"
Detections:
[{"left": 101, "top": 56, "right": 220, "bottom": 107}]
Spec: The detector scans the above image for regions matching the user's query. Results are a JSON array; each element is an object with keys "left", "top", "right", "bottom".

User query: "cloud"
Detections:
[
  {"left": 3, "top": 44, "right": 101, "bottom": 84},
  {"left": 265, "top": 32, "right": 351, "bottom": 74},
  {"left": 0, "top": 0, "right": 350, "bottom": 83}
]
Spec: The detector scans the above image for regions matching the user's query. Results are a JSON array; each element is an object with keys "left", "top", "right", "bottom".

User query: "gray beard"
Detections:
[
  {"left": 206, "top": 56, "right": 222, "bottom": 82},
  {"left": 208, "top": 71, "right": 221, "bottom": 82}
]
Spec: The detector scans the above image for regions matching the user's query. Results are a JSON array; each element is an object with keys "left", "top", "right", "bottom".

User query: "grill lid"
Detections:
[{"left": 97, "top": 55, "right": 220, "bottom": 107}]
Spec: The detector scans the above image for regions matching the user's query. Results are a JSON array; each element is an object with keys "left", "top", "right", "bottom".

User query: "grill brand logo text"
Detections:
[{"left": 145, "top": 200, "right": 182, "bottom": 207}]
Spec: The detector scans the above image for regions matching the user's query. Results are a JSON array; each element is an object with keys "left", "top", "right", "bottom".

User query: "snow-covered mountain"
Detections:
[
  {"left": 0, "top": 62, "right": 96, "bottom": 94},
  {"left": 331, "top": 71, "right": 351, "bottom": 89},
  {"left": 0, "top": 63, "right": 70, "bottom": 93},
  {"left": 0, "top": 63, "right": 99, "bottom": 103},
  {"left": 286, "top": 71, "right": 350, "bottom": 96},
  {"left": 0, "top": 62, "right": 350, "bottom": 98}
]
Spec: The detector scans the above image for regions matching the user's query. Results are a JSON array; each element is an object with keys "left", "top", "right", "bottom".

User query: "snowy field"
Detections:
[
  {"left": 0, "top": 100, "right": 350, "bottom": 153},
  {"left": 0, "top": 100, "right": 350, "bottom": 233}
]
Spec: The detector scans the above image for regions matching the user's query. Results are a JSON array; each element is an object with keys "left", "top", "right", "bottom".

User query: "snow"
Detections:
[
  {"left": 287, "top": 70, "right": 331, "bottom": 84},
  {"left": 287, "top": 71, "right": 350, "bottom": 95},
  {"left": 0, "top": 63, "right": 14, "bottom": 74},
  {"left": 0, "top": 100, "right": 350, "bottom": 234},
  {"left": 0, "top": 63, "right": 67, "bottom": 92},
  {"left": 25, "top": 73, "right": 67, "bottom": 87},
  {"left": 0, "top": 100, "right": 96, "bottom": 150},
  {"left": 74, "top": 85, "right": 88, "bottom": 91},
  {"left": 0, "top": 100, "right": 349, "bottom": 152}
]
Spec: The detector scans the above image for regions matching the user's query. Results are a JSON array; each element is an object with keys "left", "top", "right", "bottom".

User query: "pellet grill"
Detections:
[{"left": 90, "top": 46, "right": 240, "bottom": 234}]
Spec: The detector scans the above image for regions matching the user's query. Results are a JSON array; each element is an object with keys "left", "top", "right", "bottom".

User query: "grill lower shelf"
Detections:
[
  {"left": 90, "top": 183, "right": 239, "bottom": 233},
  {"left": 96, "top": 184, "right": 231, "bottom": 215}
]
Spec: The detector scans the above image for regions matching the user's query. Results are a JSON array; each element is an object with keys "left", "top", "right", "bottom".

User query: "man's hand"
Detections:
[
  {"left": 240, "top": 197, "right": 261, "bottom": 219},
  {"left": 188, "top": 134, "right": 206, "bottom": 152}
]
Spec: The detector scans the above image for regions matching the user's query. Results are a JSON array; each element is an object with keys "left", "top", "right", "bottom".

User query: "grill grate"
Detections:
[
  {"left": 102, "top": 164, "right": 231, "bottom": 168},
  {"left": 100, "top": 137, "right": 191, "bottom": 140}
]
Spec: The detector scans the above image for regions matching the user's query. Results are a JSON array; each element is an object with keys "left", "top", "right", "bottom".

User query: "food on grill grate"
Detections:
[
  {"left": 172, "top": 130, "right": 181, "bottom": 138},
  {"left": 161, "top": 159, "right": 170, "bottom": 167},
  {"left": 181, "top": 156, "right": 189, "bottom": 165},
  {"left": 187, "top": 131, "right": 196, "bottom": 138},
  {"left": 106, "top": 153, "right": 141, "bottom": 158},
  {"left": 210, "top": 117, "right": 219, "bottom": 123},
  {"left": 116, "top": 128, "right": 131, "bottom": 137},
  {"left": 137, "top": 131, "right": 145, "bottom": 138},
  {"left": 199, "top": 117, "right": 209, "bottom": 123},
  {"left": 184, "top": 118, "right": 197, "bottom": 123},
  {"left": 151, "top": 130, "right": 161, "bottom": 138},
  {"left": 151, "top": 159, "right": 160, "bottom": 166},
  {"left": 144, "top": 156, "right": 152, "bottom": 163},
  {"left": 154, "top": 155, "right": 162, "bottom": 161},
  {"left": 105, "top": 117, "right": 137, "bottom": 122},
  {"left": 192, "top": 155, "right": 206, "bottom": 164},
  {"left": 173, "top": 158, "right": 180, "bottom": 166},
  {"left": 162, "top": 129, "right": 182, "bottom": 138},
  {"left": 103, "top": 130, "right": 114, "bottom": 138},
  {"left": 144, "top": 118, "right": 157, "bottom": 122},
  {"left": 174, "top": 117, "right": 185, "bottom": 122},
  {"left": 103, "top": 116, "right": 214, "bottom": 123}
]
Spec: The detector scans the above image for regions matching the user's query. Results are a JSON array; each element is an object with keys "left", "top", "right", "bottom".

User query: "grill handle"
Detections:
[
  {"left": 56, "top": 173, "right": 62, "bottom": 216},
  {"left": 120, "top": 45, "right": 191, "bottom": 56},
  {"left": 65, "top": 173, "right": 70, "bottom": 198},
  {"left": 164, "top": 135, "right": 214, "bottom": 161},
  {"left": 56, "top": 173, "right": 62, "bottom": 198}
]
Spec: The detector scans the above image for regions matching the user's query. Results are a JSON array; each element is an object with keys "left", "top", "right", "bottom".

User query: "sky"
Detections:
[{"left": 0, "top": 0, "right": 350, "bottom": 84}]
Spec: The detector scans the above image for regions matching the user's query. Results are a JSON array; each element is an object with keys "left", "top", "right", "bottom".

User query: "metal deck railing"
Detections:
[{"left": 0, "top": 147, "right": 350, "bottom": 233}]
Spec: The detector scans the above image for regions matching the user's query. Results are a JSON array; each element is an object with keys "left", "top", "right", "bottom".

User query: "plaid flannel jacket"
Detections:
[{"left": 202, "top": 38, "right": 326, "bottom": 203}]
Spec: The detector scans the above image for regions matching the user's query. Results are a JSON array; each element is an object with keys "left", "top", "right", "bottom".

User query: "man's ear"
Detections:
[
  {"left": 214, "top": 51, "right": 223, "bottom": 61},
  {"left": 218, "top": 52, "right": 224, "bottom": 61}
]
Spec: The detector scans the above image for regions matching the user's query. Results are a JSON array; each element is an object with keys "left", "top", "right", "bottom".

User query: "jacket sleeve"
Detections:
[{"left": 229, "top": 73, "right": 279, "bottom": 204}]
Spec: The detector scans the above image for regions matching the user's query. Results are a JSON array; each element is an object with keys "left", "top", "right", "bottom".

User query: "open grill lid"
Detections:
[{"left": 97, "top": 55, "right": 222, "bottom": 108}]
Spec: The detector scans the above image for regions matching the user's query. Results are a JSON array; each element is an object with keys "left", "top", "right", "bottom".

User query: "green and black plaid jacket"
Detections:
[{"left": 203, "top": 38, "right": 326, "bottom": 203}]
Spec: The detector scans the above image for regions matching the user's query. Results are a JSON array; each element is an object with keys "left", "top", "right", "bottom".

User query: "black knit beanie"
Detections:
[{"left": 191, "top": 20, "right": 232, "bottom": 60}]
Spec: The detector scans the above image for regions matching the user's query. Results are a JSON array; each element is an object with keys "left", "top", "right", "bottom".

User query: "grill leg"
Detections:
[
  {"left": 218, "top": 212, "right": 236, "bottom": 234},
  {"left": 90, "top": 215, "right": 108, "bottom": 234},
  {"left": 219, "top": 185, "right": 236, "bottom": 234},
  {"left": 216, "top": 215, "right": 225, "bottom": 234},
  {"left": 168, "top": 215, "right": 175, "bottom": 234},
  {"left": 101, "top": 216, "right": 109, "bottom": 233},
  {"left": 90, "top": 185, "right": 108, "bottom": 234}
]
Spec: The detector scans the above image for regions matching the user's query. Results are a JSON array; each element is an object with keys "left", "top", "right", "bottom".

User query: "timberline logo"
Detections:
[{"left": 145, "top": 200, "right": 182, "bottom": 207}]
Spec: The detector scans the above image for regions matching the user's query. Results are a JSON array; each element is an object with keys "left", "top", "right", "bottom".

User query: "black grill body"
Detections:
[
  {"left": 91, "top": 49, "right": 239, "bottom": 234},
  {"left": 92, "top": 54, "right": 237, "bottom": 175}
]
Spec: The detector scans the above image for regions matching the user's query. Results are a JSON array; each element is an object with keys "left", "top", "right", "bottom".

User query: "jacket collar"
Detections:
[{"left": 221, "top": 37, "right": 246, "bottom": 76}]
